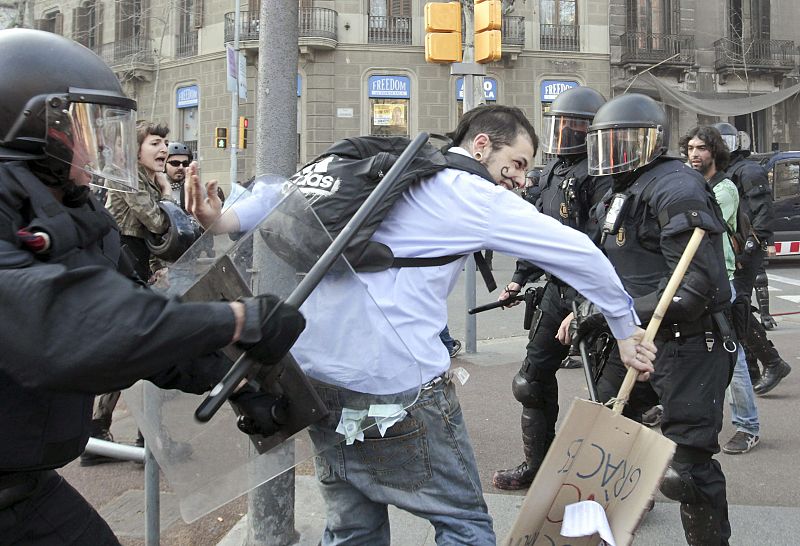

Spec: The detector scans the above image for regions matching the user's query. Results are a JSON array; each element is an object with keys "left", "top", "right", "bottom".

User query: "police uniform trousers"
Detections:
[
  {"left": 0, "top": 470, "right": 120, "bottom": 546},
  {"left": 598, "top": 331, "right": 735, "bottom": 545},
  {"left": 517, "top": 281, "right": 576, "bottom": 450}
]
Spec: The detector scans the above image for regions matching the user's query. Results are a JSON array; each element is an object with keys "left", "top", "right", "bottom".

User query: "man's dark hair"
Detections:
[
  {"left": 679, "top": 125, "right": 730, "bottom": 172},
  {"left": 448, "top": 104, "right": 538, "bottom": 155},
  {"left": 136, "top": 120, "right": 170, "bottom": 147}
]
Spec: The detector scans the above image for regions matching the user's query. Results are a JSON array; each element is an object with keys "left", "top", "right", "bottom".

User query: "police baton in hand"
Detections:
[
  {"left": 195, "top": 132, "right": 432, "bottom": 422},
  {"left": 469, "top": 286, "right": 544, "bottom": 330},
  {"left": 612, "top": 227, "right": 706, "bottom": 414}
]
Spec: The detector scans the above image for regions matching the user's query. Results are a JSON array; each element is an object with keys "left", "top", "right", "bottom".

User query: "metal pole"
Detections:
[
  {"left": 144, "top": 443, "right": 160, "bottom": 546},
  {"left": 246, "top": 0, "right": 299, "bottom": 543},
  {"left": 229, "top": 0, "right": 241, "bottom": 188}
]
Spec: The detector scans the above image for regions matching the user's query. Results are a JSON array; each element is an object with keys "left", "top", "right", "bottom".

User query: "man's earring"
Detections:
[{"left": 474, "top": 151, "right": 483, "bottom": 161}]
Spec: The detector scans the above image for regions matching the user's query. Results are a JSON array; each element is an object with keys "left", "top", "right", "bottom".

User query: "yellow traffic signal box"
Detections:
[
  {"left": 474, "top": 0, "right": 501, "bottom": 63},
  {"left": 238, "top": 116, "right": 249, "bottom": 149},
  {"left": 424, "top": 2, "right": 462, "bottom": 63},
  {"left": 215, "top": 127, "right": 228, "bottom": 149}
]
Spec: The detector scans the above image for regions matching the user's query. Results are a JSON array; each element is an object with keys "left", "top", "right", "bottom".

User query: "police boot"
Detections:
[
  {"left": 753, "top": 357, "right": 792, "bottom": 395},
  {"left": 80, "top": 419, "right": 122, "bottom": 467},
  {"left": 492, "top": 407, "right": 550, "bottom": 490},
  {"left": 679, "top": 503, "right": 723, "bottom": 546}
]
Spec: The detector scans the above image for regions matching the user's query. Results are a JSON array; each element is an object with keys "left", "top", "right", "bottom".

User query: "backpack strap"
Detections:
[
  {"left": 392, "top": 252, "right": 497, "bottom": 292},
  {"left": 443, "top": 151, "right": 495, "bottom": 184}
]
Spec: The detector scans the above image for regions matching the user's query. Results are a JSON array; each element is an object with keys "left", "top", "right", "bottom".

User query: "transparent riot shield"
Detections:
[{"left": 124, "top": 179, "right": 422, "bottom": 522}]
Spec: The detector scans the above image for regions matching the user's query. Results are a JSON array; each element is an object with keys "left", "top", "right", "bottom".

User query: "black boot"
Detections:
[
  {"left": 753, "top": 358, "right": 792, "bottom": 395},
  {"left": 679, "top": 503, "right": 723, "bottom": 546},
  {"left": 492, "top": 406, "right": 551, "bottom": 490}
]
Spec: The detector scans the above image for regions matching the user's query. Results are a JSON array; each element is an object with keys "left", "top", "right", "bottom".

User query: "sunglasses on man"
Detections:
[{"left": 167, "top": 160, "right": 191, "bottom": 168}]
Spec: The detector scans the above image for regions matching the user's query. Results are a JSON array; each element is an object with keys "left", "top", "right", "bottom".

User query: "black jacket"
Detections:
[
  {"left": 0, "top": 162, "right": 236, "bottom": 472},
  {"left": 512, "top": 155, "right": 612, "bottom": 286},
  {"left": 724, "top": 154, "right": 774, "bottom": 245}
]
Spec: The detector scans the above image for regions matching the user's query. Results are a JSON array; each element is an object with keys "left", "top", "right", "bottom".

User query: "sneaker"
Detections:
[
  {"left": 492, "top": 461, "right": 536, "bottom": 490},
  {"left": 449, "top": 339, "right": 462, "bottom": 358},
  {"left": 722, "top": 431, "right": 760, "bottom": 455},
  {"left": 641, "top": 405, "right": 663, "bottom": 427}
]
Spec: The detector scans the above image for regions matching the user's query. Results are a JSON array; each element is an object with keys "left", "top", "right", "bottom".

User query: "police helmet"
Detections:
[
  {"left": 713, "top": 122, "right": 752, "bottom": 155},
  {"left": 146, "top": 200, "right": 202, "bottom": 262},
  {"left": 541, "top": 87, "right": 606, "bottom": 155},
  {"left": 0, "top": 29, "right": 139, "bottom": 192},
  {"left": 167, "top": 141, "right": 194, "bottom": 161},
  {"left": 587, "top": 94, "right": 668, "bottom": 176}
]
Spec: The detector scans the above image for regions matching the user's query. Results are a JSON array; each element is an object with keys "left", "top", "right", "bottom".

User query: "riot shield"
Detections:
[{"left": 123, "top": 179, "right": 422, "bottom": 523}]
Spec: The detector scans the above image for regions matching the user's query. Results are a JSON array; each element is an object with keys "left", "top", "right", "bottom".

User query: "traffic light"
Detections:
[
  {"left": 215, "top": 127, "right": 228, "bottom": 149},
  {"left": 238, "top": 116, "right": 249, "bottom": 149},
  {"left": 474, "top": 0, "right": 501, "bottom": 63},
  {"left": 424, "top": 2, "right": 462, "bottom": 64}
]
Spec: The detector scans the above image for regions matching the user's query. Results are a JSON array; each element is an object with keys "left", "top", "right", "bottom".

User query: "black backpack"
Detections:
[{"left": 260, "top": 135, "right": 498, "bottom": 290}]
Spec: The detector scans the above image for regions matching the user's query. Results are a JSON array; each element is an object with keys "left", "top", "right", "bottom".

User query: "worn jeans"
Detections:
[
  {"left": 439, "top": 325, "right": 456, "bottom": 353},
  {"left": 309, "top": 376, "right": 494, "bottom": 546},
  {"left": 728, "top": 284, "right": 760, "bottom": 436}
]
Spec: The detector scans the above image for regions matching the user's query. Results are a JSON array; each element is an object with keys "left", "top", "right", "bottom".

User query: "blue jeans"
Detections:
[
  {"left": 309, "top": 377, "right": 494, "bottom": 546},
  {"left": 439, "top": 325, "right": 455, "bottom": 353},
  {"left": 728, "top": 284, "right": 760, "bottom": 436}
]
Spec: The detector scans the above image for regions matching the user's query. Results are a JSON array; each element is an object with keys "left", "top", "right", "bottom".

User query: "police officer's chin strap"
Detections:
[{"left": 27, "top": 159, "right": 91, "bottom": 207}]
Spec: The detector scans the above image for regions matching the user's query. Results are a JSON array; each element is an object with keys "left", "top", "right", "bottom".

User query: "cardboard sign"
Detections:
[{"left": 503, "top": 398, "right": 675, "bottom": 546}]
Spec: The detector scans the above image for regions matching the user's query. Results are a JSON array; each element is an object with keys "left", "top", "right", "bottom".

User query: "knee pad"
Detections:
[
  {"left": 660, "top": 466, "right": 703, "bottom": 504},
  {"left": 512, "top": 374, "right": 551, "bottom": 409},
  {"left": 754, "top": 272, "right": 769, "bottom": 288}
]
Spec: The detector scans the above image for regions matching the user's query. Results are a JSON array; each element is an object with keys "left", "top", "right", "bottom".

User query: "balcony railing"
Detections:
[
  {"left": 224, "top": 9, "right": 338, "bottom": 44},
  {"left": 96, "top": 35, "right": 153, "bottom": 66},
  {"left": 175, "top": 30, "right": 198, "bottom": 58},
  {"left": 540, "top": 23, "right": 579, "bottom": 51},
  {"left": 223, "top": 11, "right": 261, "bottom": 43},
  {"left": 368, "top": 15, "right": 411, "bottom": 45},
  {"left": 502, "top": 16, "right": 525, "bottom": 47},
  {"left": 620, "top": 32, "right": 695, "bottom": 66},
  {"left": 714, "top": 38, "right": 796, "bottom": 71},
  {"left": 299, "top": 7, "right": 337, "bottom": 40}
]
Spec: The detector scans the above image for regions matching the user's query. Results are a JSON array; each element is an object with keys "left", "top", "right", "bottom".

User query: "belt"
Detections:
[
  {"left": 654, "top": 312, "right": 737, "bottom": 353},
  {"left": 421, "top": 372, "right": 451, "bottom": 391}
]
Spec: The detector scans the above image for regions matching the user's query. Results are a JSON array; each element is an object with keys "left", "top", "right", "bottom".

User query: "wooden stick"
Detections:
[{"left": 612, "top": 227, "right": 706, "bottom": 414}]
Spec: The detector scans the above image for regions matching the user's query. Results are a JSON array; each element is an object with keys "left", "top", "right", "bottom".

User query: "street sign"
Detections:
[
  {"left": 238, "top": 52, "right": 247, "bottom": 100},
  {"left": 226, "top": 45, "right": 237, "bottom": 93}
]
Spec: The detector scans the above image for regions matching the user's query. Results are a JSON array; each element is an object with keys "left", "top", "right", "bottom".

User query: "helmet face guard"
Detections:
[
  {"left": 540, "top": 115, "right": 591, "bottom": 155},
  {"left": 45, "top": 90, "right": 139, "bottom": 192},
  {"left": 587, "top": 126, "right": 665, "bottom": 175}
]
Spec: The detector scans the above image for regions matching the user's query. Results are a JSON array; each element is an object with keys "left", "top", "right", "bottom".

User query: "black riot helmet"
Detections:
[
  {"left": 541, "top": 86, "right": 606, "bottom": 156},
  {"left": 0, "top": 29, "right": 139, "bottom": 192},
  {"left": 167, "top": 141, "right": 194, "bottom": 161},
  {"left": 587, "top": 93, "right": 669, "bottom": 176},
  {"left": 713, "top": 122, "right": 752, "bottom": 155}
]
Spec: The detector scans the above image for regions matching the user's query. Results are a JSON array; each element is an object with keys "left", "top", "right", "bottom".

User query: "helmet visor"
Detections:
[
  {"left": 587, "top": 127, "right": 665, "bottom": 175},
  {"left": 720, "top": 133, "right": 738, "bottom": 152},
  {"left": 46, "top": 100, "right": 139, "bottom": 192},
  {"left": 540, "top": 115, "right": 591, "bottom": 155}
]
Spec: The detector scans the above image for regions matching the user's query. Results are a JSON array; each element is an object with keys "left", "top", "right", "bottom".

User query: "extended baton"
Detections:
[
  {"left": 468, "top": 294, "right": 524, "bottom": 314},
  {"left": 195, "top": 132, "right": 432, "bottom": 422}
]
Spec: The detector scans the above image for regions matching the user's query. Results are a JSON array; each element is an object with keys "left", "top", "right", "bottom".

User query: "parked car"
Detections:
[{"left": 752, "top": 151, "right": 800, "bottom": 257}]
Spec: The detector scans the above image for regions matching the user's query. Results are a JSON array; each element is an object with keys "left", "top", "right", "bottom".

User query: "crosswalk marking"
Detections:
[
  {"left": 778, "top": 295, "right": 800, "bottom": 303},
  {"left": 767, "top": 273, "right": 800, "bottom": 288}
]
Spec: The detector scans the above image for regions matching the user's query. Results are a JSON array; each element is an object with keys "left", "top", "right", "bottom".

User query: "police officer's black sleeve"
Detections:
[
  {"left": 0, "top": 262, "right": 237, "bottom": 394},
  {"left": 633, "top": 178, "right": 728, "bottom": 323},
  {"left": 511, "top": 259, "right": 544, "bottom": 286},
  {"left": 738, "top": 162, "right": 774, "bottom": 244}
]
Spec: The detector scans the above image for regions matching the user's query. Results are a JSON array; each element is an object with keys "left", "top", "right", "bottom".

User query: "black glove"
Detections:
[
  {"left": 571, "top": 301, "right": 608, "bottom": 347},
  {"left": 229, "top": 385, "right": 288, "bottom": 437},
  {"left": 237, "top": 294, "right": 306, "bottom": 365}
]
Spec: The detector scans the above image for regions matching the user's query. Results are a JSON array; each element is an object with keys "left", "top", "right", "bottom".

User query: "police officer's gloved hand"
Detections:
[
  {"left": 229, "top": 384, "right": 288, "bottom": 437},
  {"left": 572, "top": 301, "right": 608, "bottom": 346},
  {"left": 743, "top": 237, "right": 758, "bottom": 256},
  {"left": 237, "top": 295, "right": 306, "bottom": 365}
]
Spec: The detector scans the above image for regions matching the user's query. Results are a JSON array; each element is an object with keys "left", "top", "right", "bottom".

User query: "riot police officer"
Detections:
[
  {"left": 714, "top": 122, "right": 790, "bottom": 394},
  {"left": 0, "top": 29, "right": 304, "bottom": 544},
  {"left": 492, "top": 87, "right": 612, "bottom": 490},
  {"left": 588, "top": 94, "right": 735, "bottom": 545}
]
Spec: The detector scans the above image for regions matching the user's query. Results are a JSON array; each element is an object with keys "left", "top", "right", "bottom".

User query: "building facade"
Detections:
[
  {"left": 610, "top": 0, "right": 800, "bottom": 153},
  {"left": 25, "top": 0, "right": 612, "bottom": 187}
]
